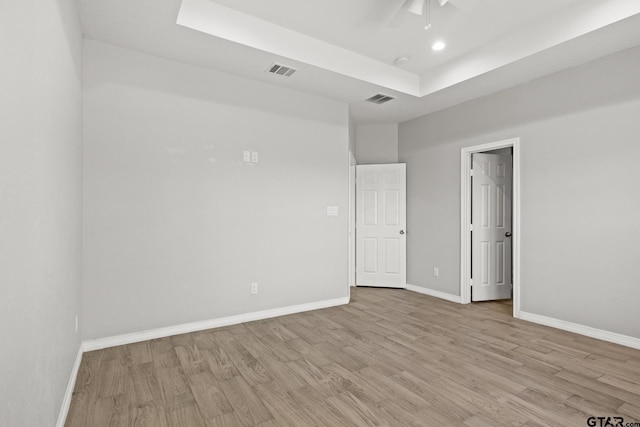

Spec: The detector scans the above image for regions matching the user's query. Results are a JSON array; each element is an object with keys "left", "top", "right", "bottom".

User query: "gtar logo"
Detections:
[{"left": 587, "top": 417, "right": 624, "bottom": 427}]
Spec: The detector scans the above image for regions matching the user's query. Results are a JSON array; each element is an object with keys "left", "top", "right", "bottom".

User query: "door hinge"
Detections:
[
  {"left": 470, "top": 168, "right": 474, "bottom": 176},
  {"left": 470, "top": 279, "right": 473, "bottom": 287},
  {"left": 469, "top": 224, "right": 474, "bottom": 231}
]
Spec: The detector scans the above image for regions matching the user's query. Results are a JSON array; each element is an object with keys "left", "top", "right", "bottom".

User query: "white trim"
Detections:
[
  {"left": 519, "top": 311, "right": 640, "bottom": 350},
  {"left": 460, "top": 148, "right": 472, "bottom": 304},
  {"left": 82, "top": 296, "right": 349, "bottom": 352},
  {"left": 56, "top": 345, "right": 83, "bottom": 427},
  {"left": 406, "top": 284, "right": 462, "bottom": 304},
  {"left": 348, "top": 151, "right": 357, "bottom": 289},
  {"left": 460, "top": 138, "right": 521, "bottom": 317},
  {"left": 513, "top": 141, "right": 521, "bottom": 317}
]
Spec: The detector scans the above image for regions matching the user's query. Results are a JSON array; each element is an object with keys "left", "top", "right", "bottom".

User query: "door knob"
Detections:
[
  {"left": 400, "top": 230, "right": 405, "bottom": 235},
  {"left": 505, "top": 232, "right": 512, "bottom": 237}
]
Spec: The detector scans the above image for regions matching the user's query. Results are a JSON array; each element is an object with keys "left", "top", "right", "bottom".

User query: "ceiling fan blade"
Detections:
[
  {"left": 447, "top": 0, "right": 479, "bottom": 12},
  {"left": 383, "top": 0, "right": 411, "bottom": 27},
  {"left": 407, "top": 0, "right": 426, "bottom": 16}
]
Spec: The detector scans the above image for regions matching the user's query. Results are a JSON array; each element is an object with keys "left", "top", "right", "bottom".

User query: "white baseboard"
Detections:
[
  {"left": 82, "top": 296, "right": 350, "bottom": 352},
  {"left": 406, "top": 284, "right": 462, "bottom": 303},
  {"left": 56, "top": 344, "right": 83, "bottom": 427},
  {"left": 519, "top": 311, "right": 640, "bottom": 350}
]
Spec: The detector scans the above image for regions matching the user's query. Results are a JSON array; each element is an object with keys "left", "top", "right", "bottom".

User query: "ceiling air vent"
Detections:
[
  {"left": 267, "top": 63, "right": 297, "bottom": 77},
  {"left": 365, "top": 93, "right": 395, "bottom": 105}
]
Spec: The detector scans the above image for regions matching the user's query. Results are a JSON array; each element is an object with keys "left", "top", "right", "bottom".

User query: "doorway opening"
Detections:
[{"left": 460, "top": 138, "right": 521, "bottom": 318}]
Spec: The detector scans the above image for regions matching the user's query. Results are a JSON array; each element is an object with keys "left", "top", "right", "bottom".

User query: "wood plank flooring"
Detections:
[{"left": 66, "top": 287, "right": 640, "bottom": 426}]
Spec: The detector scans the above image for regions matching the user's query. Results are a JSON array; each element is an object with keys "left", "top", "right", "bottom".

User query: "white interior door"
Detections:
[
  {"left": 356, "top": 164, "right": 406, "bottom": 288},
  {"left": 472, "top": 153, "right": 512, "bottom": 301}
]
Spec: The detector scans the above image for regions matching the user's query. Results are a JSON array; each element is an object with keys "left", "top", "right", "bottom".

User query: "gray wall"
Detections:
[
  {"left": 355, "top": 124, "right": 399, "bottom": 164},
  {"left": 0, "top": 0, "right": 83, "bottom": 425},
  {"left": 83, "top": 41, "right": 350, "bottom": 340},
  {"left": 399, "top": 46, "right": 640, "bottom": 338}
]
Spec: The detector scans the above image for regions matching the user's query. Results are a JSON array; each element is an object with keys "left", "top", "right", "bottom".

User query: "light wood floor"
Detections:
[{"left": 66, "top": 287, "right": 640, "bottom": 427}]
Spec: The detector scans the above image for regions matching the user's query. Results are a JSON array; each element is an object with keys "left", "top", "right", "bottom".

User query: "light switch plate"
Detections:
[{"left": 327, "top": 206, "right": 339, "bottom": 216}]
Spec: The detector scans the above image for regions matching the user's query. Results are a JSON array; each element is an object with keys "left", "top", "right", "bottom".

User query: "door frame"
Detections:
[
  {"left": 460, "top": 138, "right": 521, "bottom": 317},
  {"left": 348, "top": 151, "right": 357, "bottom": 290}
]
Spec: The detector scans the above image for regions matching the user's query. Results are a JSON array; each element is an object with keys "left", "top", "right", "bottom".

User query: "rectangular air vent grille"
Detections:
[
  {"left": 365, "top": 93, "right": 395, "bottom": 104},
  {"left": 267, "top": 63, "right": 297, "bottom": 77}
]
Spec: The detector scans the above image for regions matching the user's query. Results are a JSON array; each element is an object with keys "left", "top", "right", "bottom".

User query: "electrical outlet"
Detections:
[
  {"left": 75, "top": 315, "right": 79, "bottom": 333},
  {"left": 433, "top": 267, "right": 439, "bottom": 277},
  {"left": 327, "top": 206, "right": 339, "bottom": 216},
  {"left": 251, "top": 282, "right": 258, "bottom": 295},
  {"left": 243, "top": 150, "right": 251, "bottom": 162},
  {"left": 251, "top": 151, "right": 259, "bottom": 163}
]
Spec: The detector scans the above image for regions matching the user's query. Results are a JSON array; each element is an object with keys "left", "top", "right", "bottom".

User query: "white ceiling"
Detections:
[
  {"left": 204, "top": 0, "right": 583, "bottom": 75},
  {"left": 80, "top": 0, "right": 640, "bottom": 123}
]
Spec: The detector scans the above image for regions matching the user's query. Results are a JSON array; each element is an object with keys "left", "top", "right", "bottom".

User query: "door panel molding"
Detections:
[{"left": 460, "top": 138, "right": 521, "bottom": 317}]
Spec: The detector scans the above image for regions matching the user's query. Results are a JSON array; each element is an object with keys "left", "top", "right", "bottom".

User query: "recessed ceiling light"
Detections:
[{"left": 432, "top": 41, "right": 446, "bottom": 51}]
